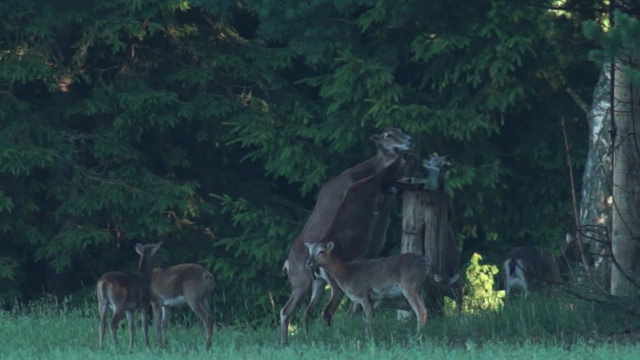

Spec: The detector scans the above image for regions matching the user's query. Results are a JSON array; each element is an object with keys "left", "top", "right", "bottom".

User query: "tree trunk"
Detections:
[
  {"left": 579, "top": 61, "right": 613, "bottom": 290},
  {"left": 401, "top": 189, "right": 459, "bottom": 313},
  {"left": 610, "top": 55, "right": 640, "bottom": 296}
]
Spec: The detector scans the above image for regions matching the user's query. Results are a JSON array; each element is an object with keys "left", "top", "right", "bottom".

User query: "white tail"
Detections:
[
  {"left": 150, "top": 262, "right": 215, "bottom": 349},
  {"left": 96, "top": 242, "right": 160, "bottom": 350},
  {"left": 305, "top": 241, "right": 430, "bottom": 338},
  {"left": 503, "top": 234, "right": 587, "bottom": 297},
  {"left": 503, "top": 258, "right": 528, "bottom": 296}
]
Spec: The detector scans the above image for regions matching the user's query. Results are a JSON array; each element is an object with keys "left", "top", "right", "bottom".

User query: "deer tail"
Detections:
[
  {"left": 203, "top": 271, "right": 215, "bottom": 293},
  {"left": 507, "top": 257, "right": 518, "bottom": 276}
]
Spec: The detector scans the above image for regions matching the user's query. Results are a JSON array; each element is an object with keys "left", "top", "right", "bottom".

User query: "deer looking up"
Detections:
[
  {"left": 305, "top": 241, "right": 430, "bottom": 339},
  {"left": 279, "top": 128, "right": 419, "bottom": 345},
  {"left": 96, "top": 242, "right": 160, "bottom": 350}
]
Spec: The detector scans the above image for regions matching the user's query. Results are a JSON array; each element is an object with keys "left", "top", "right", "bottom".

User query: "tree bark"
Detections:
[
  {"left": 579, "top": 61, "right": 613, "bottom": 289},
  {"left": 401, "top": 189, "right": 460, "bottom": 313},
  {"left": 610, "top": 55, "right": 640, "bottom": 296}
]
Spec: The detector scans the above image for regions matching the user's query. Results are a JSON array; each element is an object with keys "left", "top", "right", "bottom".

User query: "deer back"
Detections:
[
  {"left": 97, "top": 242, "right": 160, "bottom": 308},
  {"left": 151, "top": 263, "right": 213, "bottom": 300},
  {"left": 306, "top": 242, "right": 431, "bottom": 296},
  {"left": 98, "top": 272, "right": 149, "bottom": 308},
  {"left": 507, "top": 247, "right": 561, "bottom": 284},
  {"left": 556, "top": 234, "right": 592, "bottom": 276}
]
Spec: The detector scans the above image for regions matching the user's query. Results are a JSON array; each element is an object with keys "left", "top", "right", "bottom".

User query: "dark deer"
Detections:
[
  {"left": 305, "top": 241, "right": 430, "bottom": 338},
  {"left": 430, "top": 224, "right": 463, "bottom": 313},
  {"left": 150, "top": 258, "right": 215, "bottom": 349},
  {"left": 97, "top": 242, "right": 160, "bottom": 350},
  {"left": 279, "top": 128, "right": 417, "bottom": 345},
  {"left": 504, "top": 234, "right": 587, "bottom": 296}
]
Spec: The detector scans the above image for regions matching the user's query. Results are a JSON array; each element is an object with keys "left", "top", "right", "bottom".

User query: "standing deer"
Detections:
[
  {"left": 150, "top": 257, "right": 215, "bottom": 349},
  {"left": 97, "top": 242, "right": 160, "bottom": 350},
  {"left": 305, "top": 241, "right": 430, "bottom": 338},
  {"left": 280, "top": 128, "right": 419, "bottom": 345},
  {"left": 504, "top": 234, "right": 587, "bottom": 296}
]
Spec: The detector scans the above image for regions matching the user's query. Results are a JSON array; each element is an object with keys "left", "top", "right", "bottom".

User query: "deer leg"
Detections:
[
  {"left": 280, "top": 265, "right": 313, "bottom": 346},
  {"left": 141, "top": 307, "right": 150, "bottom": 348},
  {"left": 360, "top": 298, "right": 374, "bottom": 338},
  {"left": 347, "top": 302, "right": 362, "bottom": 316},
  {"left": 451, "top": 283, "right": 463, "bottom": 313},
  {"left": 402, "top": 286, "right": 427, "bottom": 335},
  {"left": 98, "top": 300, "right": 109, "bottom": 348},
  {"left": 160, "top": 306, "right": 171, "bottom": 347},
  {"left": 151, "top": 301, "right": 163, "bottom": 348},
  {"left": 125, "top": 310, "right": 135, "bottom": 351},
  {"left": 187, "top": 296, "right": 214, "bottom": 350},
  {"left": 279, "top": 281, "right": 310, "bottom": 346},
  {"left": 322, "top": 274, "right": 344, "bottom": 326},
  {"left": 108, "top": 306, "right": 124, "bottom": 348},
  {"left": 305, "top": 278, "right": 326, "bottom": 321},
  {"left": 202, "top": 297, "right": 214, "bottom": 350}
]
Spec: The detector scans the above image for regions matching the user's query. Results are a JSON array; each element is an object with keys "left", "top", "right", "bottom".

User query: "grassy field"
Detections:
[{"left": 2, "top": 294, "right": 639, "bottom": 360}]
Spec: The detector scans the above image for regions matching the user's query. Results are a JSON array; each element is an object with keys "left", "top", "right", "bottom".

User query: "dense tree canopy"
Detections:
[{"left": 0, "top": 0, "right": 608, "bottom": 322}]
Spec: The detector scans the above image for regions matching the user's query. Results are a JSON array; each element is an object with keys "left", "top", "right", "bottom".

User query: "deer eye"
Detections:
[{"left": 384, "top": 132, "right": 391, "bottom": 138}]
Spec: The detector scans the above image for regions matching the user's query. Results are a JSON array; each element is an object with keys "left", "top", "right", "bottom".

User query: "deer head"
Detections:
[
  {"left": 305, "top": 241, "right": 334, "bottom": 270},
  {"left": 370, "top": 128, "right": 414, "bottom": 157},
  {"left": 97, "top": 242, "right": 162, "bottom": 350}
]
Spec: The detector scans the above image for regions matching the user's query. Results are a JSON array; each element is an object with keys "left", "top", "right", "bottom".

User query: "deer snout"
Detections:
[{"left": 305, "top": 257, "right": 316, "bottom": 270}]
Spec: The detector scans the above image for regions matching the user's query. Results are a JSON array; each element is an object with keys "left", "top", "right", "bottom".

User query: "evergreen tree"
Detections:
[{"left": 0, "top": 0, "right": 605, "bottom": 322}]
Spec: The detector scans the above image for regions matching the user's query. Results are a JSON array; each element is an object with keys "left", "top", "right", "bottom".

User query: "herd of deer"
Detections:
[{"left": 96, "top": 128, "right": 589, "bottom": 350}]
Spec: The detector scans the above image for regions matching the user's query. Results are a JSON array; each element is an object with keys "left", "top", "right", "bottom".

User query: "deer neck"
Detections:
[
  {"left": 374, "top": 150, "right": 398, "bottom": 170},
  {"left": 320, "top": 255, "right": 350, "bottom": 284},
  {"left": 137, "top": 257, "right": 155, "bottom": 285},
  {"left": 554, "top": 253, "right": 571, "bottom": 274},
  {"left": 348, "top": 152, "right": 395, "bottom": 176}
]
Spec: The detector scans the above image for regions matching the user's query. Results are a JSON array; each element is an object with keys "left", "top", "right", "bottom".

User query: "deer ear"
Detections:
[
  {"left": 135, "top": 243, "right": 145, "bottom": 255},
  {"left": 326, "top": 241, "right": 334, "bottom": 251},
  {"left": 304, "top": 242, "right": 313, "bottom": 250},
  {"left": 566, "top": 233, "right": 574, "bottom": 244},
  {"left": 150, "top": 242, "right": 162, "bottom": 256},
  {"left": 449, "top": 273, "right": 460, "bottom": 285}
]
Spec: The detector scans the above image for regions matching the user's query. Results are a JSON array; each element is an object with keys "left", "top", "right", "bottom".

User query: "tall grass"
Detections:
[{"left": 1, "top": 293, "right": 639, "bottom": 360}]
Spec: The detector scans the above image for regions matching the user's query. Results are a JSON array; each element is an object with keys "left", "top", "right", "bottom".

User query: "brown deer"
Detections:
[
  {"left": 305, "top": 241, "right": 430, "bottom": 338},
  {"left": 280, "top": 128, "right": 419, "bottom": 345},
  {"left": 97, "top": 242, "right": 160, "bottom": 350},
  {"left": 504, "top": 234, "right": 587, "bottom": 296},
  {"left": 150, "top": 259, "right": 215, "bottom": 349}
]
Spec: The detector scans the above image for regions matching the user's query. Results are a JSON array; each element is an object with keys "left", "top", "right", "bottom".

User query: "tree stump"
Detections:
[{"left": 400, "top": 188, "right": 460, "bottom": 314}]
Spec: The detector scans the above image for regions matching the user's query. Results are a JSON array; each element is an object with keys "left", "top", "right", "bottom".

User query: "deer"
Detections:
[
  {"left": 150, "top": 254, "right": 215, "bottom": 350},
  {"left": 279, "top": 128, "right": 420, "bottom": 345},
  {"left": 305, "top": 241, "right": 430, "bottom": 338},
  {"left": 430, "top": 224, "right": 463, "bottom": 313},
  {"left": 96, "top": 242, "right": 160, "bottom": 350},
  {"left": 504, "top": 234, "right": 588, "bottom": 297}
]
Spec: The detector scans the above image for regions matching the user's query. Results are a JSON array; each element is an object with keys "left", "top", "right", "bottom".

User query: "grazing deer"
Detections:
[
  {"left": 280, "top": 128, "right": 419, "bottom": 345},
  {"left": 430, "top": 225, "right": 463, "bottom": 313},
  {"left": 150, "top": 259, "right": 215, "bottom": 349},
  {"left": 504, "top": 234, "right": 587, "bottom": 296},
  {"left": 305, "top": 241, "right": 430, "bottom": 338},
  {"left": 97, "top": 242, "right": 160, "bottom": 350}
]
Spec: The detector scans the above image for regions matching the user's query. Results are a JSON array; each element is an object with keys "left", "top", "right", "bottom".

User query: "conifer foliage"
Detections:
[{"left": 0, "top": 0, "right": 603, "bottom": 322}]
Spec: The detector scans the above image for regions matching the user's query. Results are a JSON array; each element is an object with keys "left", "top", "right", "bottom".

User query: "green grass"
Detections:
[{"left": 2, "top": 294, "right": 639, "bottom": 360}]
